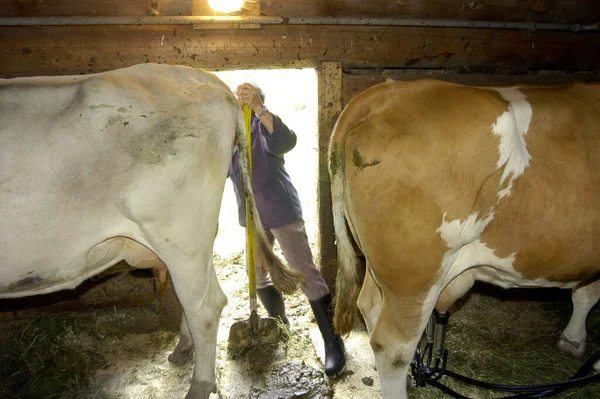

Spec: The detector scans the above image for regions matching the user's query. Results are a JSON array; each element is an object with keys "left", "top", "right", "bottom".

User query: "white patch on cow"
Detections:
[
  {"left": 453, "top": 240, "right": 516, "bottom": 285},
  {"left": 436, "top": 210, "right": 516, "bottom": 289},
  {"left": 492, "top": 88, "right": 532, "bottom": 199},
  {"left": 438, "top": 211, "right": 494, "bottom": 251},
  {"left": 437, "top": 211, "right": 569, "bottom": 290},
  {"left": 442, "top": 236, "right": 579, "bottom": 291},
  {"left": 475, "top": 264, "right": 580, "bottom": 290},
  {"left": 437, "top": 210, "right": 495, "bottom": 278}
]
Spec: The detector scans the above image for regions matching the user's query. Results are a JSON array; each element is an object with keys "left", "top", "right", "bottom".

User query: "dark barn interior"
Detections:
[{"left": 1, "top": 1, "right": 600, "bottom": 398}]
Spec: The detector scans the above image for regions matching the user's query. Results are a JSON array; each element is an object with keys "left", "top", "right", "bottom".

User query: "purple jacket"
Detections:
[{"left": 229, "top": 114, "right": 303, "bottom": 229}]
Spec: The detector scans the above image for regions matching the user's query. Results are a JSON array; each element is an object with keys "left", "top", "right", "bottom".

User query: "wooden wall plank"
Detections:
[
  {"left": 0, "top": 0, "right": 191, "bottom": 17},
  {"left": 342, "top": 69, "right": 600, "bottom": 105},
  {"left": 1, "top": 1, "right": 598, "bottom": 24},
  {"left": 1, "top": 25, "right": 598, "bottom": 78},
  {"left": 263, "top": 0, "right": 600, "bottom": 24}
]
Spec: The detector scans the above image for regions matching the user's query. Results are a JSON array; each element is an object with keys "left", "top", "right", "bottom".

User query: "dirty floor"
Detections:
[{"left": 1, "top": 250, "right": 600, "bottom": 399}]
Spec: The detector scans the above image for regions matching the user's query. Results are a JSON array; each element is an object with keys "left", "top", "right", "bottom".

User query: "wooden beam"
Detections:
[
  {"left": 2, "top": 0, "right": 598, "bottom": 24},
  {"left": 317, "top": 61, "right": 342, "bottom": 290},
  {"left": 1, "top": 24, "right": 598, "bottom": 78}
]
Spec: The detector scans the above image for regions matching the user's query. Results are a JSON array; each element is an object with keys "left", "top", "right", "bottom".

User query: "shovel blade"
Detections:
[{"left": 228, "top": 315, "right": 280, "bottom": 348}]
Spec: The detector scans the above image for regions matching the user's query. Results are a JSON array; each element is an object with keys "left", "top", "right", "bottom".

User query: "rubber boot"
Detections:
[
  {"left": 257, "top": 285, "right": 290, "bottom": 326},
  {"left": 309, "top": 293, "right": 346, "bottom": 376}
]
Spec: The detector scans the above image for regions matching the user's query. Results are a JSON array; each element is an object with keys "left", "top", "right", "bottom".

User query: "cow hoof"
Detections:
[
  {"left": 558, "top": 336, "right": 585, "bottom": 358},
  {"left": 185, "top": 380, "right": 216, "bottom": 399},
  {"left": 168, "top": 349, "right": 193, "bottom": 364}
]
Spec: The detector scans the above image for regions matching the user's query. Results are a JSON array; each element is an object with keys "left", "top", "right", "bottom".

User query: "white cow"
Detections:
[{"left": 0, "top": 63, "right": 303, "bottom": 399}]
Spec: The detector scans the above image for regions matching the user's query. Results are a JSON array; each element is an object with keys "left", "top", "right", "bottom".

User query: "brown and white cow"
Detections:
[
  {"left": 329, "top": 79, "right": 600, "bottom": 398},
  {"left": 0, "top": 63, "right": 303, "bottom": 399}
]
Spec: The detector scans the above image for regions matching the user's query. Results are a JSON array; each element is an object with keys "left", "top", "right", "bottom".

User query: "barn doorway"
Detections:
[{"left": 212, "top": 68, "right": 319, "bottom": 258}]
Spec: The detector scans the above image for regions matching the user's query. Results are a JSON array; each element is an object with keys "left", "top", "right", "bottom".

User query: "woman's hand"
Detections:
[
  {"left": 235, "top": 83, "right": 263, "bottom": 114},
  {"left": 235, "top": 82, "right": 274, "bottom": 134}
]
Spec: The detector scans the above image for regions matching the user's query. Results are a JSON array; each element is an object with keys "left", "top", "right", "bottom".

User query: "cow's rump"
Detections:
[
  {"left": 0, "top": 64, "right": 303, "bottom": 399},
  {"left": 329, "top": 79, "right": 600, "bottom": 399}
]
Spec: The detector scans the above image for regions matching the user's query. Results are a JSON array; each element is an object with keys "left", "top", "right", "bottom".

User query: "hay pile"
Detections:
[
  {"left": 0, "top": 316, "right": 103, "bottom": 398},
  {"left": 410, "top": 284, "right": 600, "bottom": 399}
]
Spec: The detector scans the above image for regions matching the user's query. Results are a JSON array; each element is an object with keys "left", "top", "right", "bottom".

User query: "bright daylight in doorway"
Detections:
[{"left": 212, "top": 68, "right": 318, "bottom": 257}]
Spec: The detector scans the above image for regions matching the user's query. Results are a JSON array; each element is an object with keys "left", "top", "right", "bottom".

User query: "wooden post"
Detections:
[{"left": 317, "top": 61, "right": 342, "bottom": 291}]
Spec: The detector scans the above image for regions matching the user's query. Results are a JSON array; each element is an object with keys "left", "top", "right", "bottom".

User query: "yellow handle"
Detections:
[{"left": 244, "top": 105, "right": 256, "bottom": 304}]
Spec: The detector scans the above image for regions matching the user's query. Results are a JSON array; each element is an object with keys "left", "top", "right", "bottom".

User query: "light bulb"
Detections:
[{"left": 208, "top": 0, "right": 244, "bottom": 13}]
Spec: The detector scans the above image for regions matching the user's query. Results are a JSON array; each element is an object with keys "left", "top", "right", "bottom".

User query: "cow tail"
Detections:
[
  {"left": 235, "top": 110, "right": 305, "bottom": 295},
  {"left": 329, "top": 123, "right": 361, "bottom": 335}
]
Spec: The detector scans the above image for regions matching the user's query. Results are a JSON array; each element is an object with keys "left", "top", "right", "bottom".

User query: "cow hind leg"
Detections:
[
  {"left": 558, "top": 279, "right": 600, "bottom": 357},
  {"left": 140, "top": 229, "right": 227, "bottom": 399},
  {"left": 174, "top": 255, "right": 226, "bottom": 399},
  {"left": 362, "top": 285, "right": 433, "bottom": 399},
  {"left": 169, "top": 316, "right": 194, "bottom": 363}
]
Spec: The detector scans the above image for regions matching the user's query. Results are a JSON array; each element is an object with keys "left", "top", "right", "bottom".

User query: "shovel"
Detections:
[{"left": 228, "top": 104, "right": 281, "bottom": 349}]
